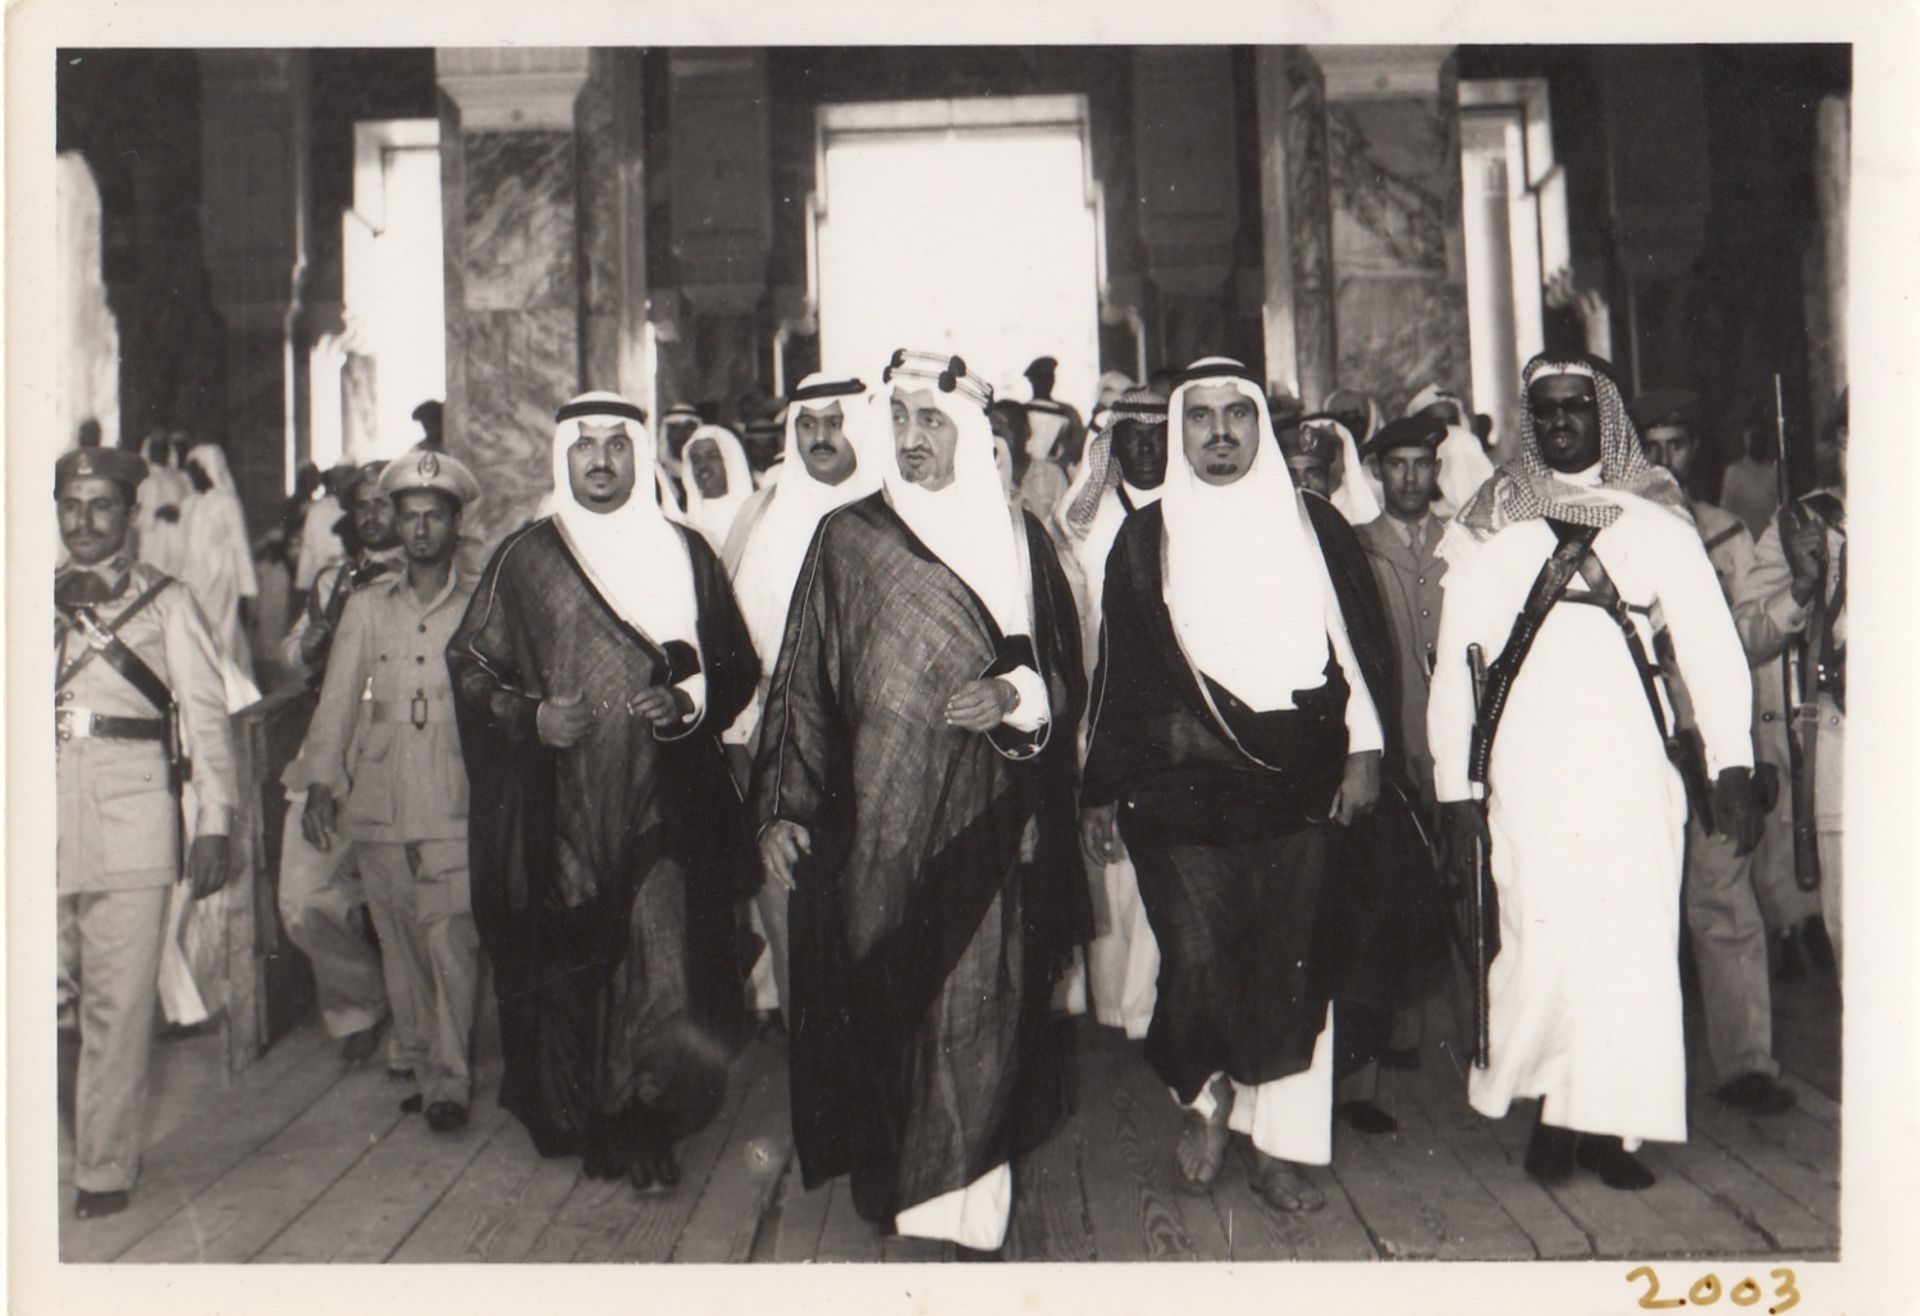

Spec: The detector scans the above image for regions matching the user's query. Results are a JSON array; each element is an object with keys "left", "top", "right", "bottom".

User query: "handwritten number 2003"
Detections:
[{"left": 1626, "top": 1265, "right": 1800, "bottom": 1313}]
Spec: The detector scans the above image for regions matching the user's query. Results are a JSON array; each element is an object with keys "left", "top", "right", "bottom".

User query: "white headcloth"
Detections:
[
  {"left": 549, "top": 391, "right": 698, "bottom": 652},
  {"left": 1163, "top": 359, "right": 1337, "bottom": 712}
]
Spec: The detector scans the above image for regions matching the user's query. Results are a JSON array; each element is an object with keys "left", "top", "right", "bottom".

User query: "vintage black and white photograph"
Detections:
[{"left": 9, "top": 3, "right": 1916, "bottom": 1312}]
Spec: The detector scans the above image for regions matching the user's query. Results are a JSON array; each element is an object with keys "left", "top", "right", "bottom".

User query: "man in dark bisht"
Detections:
[
  {"left": 752, "top": 349, "right": 1086, "bottom": 1254},
  {"left": 447, "top": 390, "right": 758, "bottom": 1193},
  {"left": 1081, "top": 356, "right": 1401, "bottom": 1214}
]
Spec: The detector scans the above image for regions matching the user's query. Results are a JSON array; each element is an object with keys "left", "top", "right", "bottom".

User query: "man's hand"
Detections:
[
  {"left": 1712, "top": 767, "right": 1763, "bottom": 858},
  {"left": 302, "top": 784, "right": 339, "bottom": 853},
  {"left": 537, "top": 692, "right": 594, "bottom": 748},
  {"left": 628, "top": 684, "right": 694, "bottom": 729},
  {"left": 1779, "top": 504, "right": 1828, "bottom": 606},
  {"left": 760, "top": 820, "right": 812, "bottom": 891},
  {"left": 1329, "top": 750, "right": 1382, "bottom": 826},
  {"left": 1080, "top": 803, "right": 1121, "bottom": 865},
  {"left": 186, "top": 834, "right": 231, "bottom": 899},
  {"left": 1441, "top": 800, "right": 1491, "bottom": 891},
  {"left": 298, "top": 618, "right": 333, "bottom": 665},
  {"left": 945, "top": 678, "right": 1018, "bottom": 733}
]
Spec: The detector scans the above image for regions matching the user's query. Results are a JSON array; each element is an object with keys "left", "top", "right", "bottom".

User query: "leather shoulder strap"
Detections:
[
  {"left": 55, "top": 576, "right": 176, "bottom": 692},
  {"left": 1467, "top": 521, "right": 1598, "bottom": 785}
]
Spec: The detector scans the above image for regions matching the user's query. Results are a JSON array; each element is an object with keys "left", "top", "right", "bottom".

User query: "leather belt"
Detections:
[
  {"left": 56, "top": 706, "right": 167, "bottom": 742},
  {"left": 369, "top": 695, "right": 455, "bottom": 727}
]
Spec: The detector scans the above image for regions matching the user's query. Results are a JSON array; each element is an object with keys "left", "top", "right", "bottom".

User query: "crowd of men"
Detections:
[{"left": 56, "top": 343, "right": 1846, "bottom": 1256}]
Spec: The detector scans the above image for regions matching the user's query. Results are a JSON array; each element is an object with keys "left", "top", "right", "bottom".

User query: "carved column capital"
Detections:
[{"left": 437, "top": 48, "right": 590, "bottom": 132}]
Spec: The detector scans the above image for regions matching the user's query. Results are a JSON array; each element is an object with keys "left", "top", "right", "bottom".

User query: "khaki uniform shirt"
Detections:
[
  {"left": 290, "top": 566, "right": 477, "bottom": 843},
  {"left": 56, "top": 558, "right": 238, "bottom": 893},
  {"left": 1356, "top": 511, "right": 1446, "bottom": 804}
]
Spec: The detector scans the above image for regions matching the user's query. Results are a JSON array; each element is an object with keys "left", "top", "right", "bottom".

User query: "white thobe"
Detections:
[
  {"left": 1055, "top": 481, "right": 1163, "bottom": 1038},
  {"left": 1427, "top": 487, "right": 1753, "bottom": 1145}
]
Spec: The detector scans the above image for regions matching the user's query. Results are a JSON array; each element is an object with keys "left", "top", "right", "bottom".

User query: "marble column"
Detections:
[
  {"left": 1306, "top": 45, "right": 1469, "bottom": 417},
  {"left": 1255, "top": 48, "right": 1336, "bottom": 405},
  {"left": 199, "top": 50, "right": 309, "bottom": 524},
  {"left": 438, "top": 48, "right": 591, "bottom": 550},
  {"left": 1805, "top": 94, "right": 1849, "bottom": 429}
]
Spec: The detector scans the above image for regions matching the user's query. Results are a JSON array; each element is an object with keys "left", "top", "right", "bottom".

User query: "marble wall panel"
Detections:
[
  {"left": 462, "top": 131, "right": 578, "bottom": 314},
  {"left": 1321, "top": 71, "right": 1469, "bottom": 416},
  {"left": 1282, "top": 49, "right": 1337, "bottom": 407},
  {"left": 452, "top": 308, "right": 580, "bottom": 548}
]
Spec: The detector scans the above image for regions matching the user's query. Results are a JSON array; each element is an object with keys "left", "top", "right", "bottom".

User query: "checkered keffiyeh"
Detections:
[
  {"left": 1455, "top": 353, "right": 1691, "bottom": 538},
  {"left": 1062, "top": 387, "right": 1167, "bottom": 535}
]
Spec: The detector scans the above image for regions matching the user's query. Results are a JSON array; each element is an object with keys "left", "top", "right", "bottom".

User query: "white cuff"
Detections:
[
  {"left": 997, "top": 664, "right": 1050, "bottom": 733},
  {"left": 721, "top": 688, "right": 762, "bottom": 747},
  {"left": 674, "top": 671, "right": 708, "bottom": 722}
]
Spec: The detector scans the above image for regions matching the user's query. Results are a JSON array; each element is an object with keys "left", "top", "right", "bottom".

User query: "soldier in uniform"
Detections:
[
  {"left": 276, "top": 460, "right": 403, "bottom": 1066},
  {"left": 1278, "top": 417, "right": 1341, "bottom": 501},
  {"left": 297, "top": 450, "right": 485, "bottom": 1132},
  {"left": 1634, "top": 391, "right": 1799, "bottom": 1116},
  {"left": 56, "top": 446, "right": 237, "bottom": 1219},
  {"left": 1737, "top": 399, "right": 1846, "bottom": 973},
  {"left": 1354, "top": 414, "right": 1450, "bottom": 822}
]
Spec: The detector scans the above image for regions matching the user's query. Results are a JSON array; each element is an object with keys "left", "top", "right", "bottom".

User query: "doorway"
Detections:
[{"left": 812, "top": 96, "right": 1103, "bottom": 413}]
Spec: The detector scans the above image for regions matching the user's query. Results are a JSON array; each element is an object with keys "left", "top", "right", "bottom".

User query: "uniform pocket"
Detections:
[
  {"left": 94, "top": 755, "right": 181, "bottom": 873},
  {"left": 344, "top": 725, "right": 397, "bottom": 825}
]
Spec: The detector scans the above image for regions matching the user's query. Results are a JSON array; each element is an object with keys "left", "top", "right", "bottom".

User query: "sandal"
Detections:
[
  {"left": 1174, "top": 1076, "right": 1234, "bottom": 1192},
  {"left": 1245, "top": 1146, "right": 1326, "bottom": 1214}
]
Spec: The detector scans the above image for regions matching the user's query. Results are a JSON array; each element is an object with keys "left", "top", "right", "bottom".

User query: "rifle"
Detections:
[
  {"left": 303, "top": 555, "right": 392, "bottom": 691},
  {"left": 1773, "top": 374, "right": 1822, "bottom": 893},
  {"left": 1464, "top": 642, "right": 1494, "bottom": 1070}
]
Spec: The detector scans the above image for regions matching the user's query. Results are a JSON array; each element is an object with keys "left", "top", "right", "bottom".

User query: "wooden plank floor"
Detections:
[{"left": 60, "top": 975, "right": 1841, "bottom": 1264}]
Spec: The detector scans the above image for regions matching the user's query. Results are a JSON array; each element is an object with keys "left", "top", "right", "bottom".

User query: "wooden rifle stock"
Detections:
[
  {"left": 1773, "top": 374, "right": 1822, "bottom": 893},
  {"left": 1466, "top": 642, "right": 1492, "bottom": 1070}
]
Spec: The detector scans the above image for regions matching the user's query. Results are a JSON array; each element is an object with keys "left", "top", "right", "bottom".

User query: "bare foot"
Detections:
[
  {"left": 1247, "top": 1148, "right": 1326, "bottom": 1213},
  {"left": 1175, "top": 1075, "right": 1234, "bottom": 1190}
]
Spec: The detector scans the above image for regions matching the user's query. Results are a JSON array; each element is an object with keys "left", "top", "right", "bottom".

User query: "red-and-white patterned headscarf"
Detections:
[{"left": 1453, "top": 352, "right": 1691, "bottom": 539}]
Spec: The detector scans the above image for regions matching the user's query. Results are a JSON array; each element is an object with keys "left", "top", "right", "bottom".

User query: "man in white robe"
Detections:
[
  {"left": 1056, "top": 387, "right": 1169, "bottom": 1039},
  {"left": 719, "top": 371, "right": 880, "bottom": 1017},
  {"left": 1407, "top": 382, "right": 1498, "bottom": 518},
  {"left": 177, "top": 441, "right": 259, "bottom": 679},
  {"left": 680, "top": 424, "right": 755, "bottom": 551},
  {"left": 1429, "top": 351, "right": 1760, "bottom": 1190}
]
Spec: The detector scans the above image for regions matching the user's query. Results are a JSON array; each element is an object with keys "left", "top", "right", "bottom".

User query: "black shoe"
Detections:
[
  {"left": 629, "top": 1146, "right": 679, "bottom": 1195},
  {"left": 954, "top": 1243, "right": 1004, "bottom": 1262},
  {"left": 1377, "top": 1045, "right": 1423, "bottom": 1072},
  {"left": 1716, "top": 1072, "right": 1798, "bottom": 1116},
  {"left": 584, "top": 1135, "right": 626, "bottom": 1181},
  {"left": 1575, "top": 1134, "right": 1656, "bottom": 1190},
  {"left": 1801, "top": 917, "right": 1836, "bottom": 974},
  {"left": 1524, "top": 1117, "right": 1577, "bottom": 1184},
  {"left": 1771, "top": 929, "right": 1808, "bottom": 983},
  {"left": 425, "top": 1101, "right": 469, "bottom": 1133},
  {"left": 340, "top": 1020, "right": 386, "bottom": 1066},
  {"left": 399, "top": 1093, "right": 424, "bottom": 1114},
  {"left": 1336, "top": 1099, "right": 1399, "bottom": 1135},
  {"left": 75, "top": 1189, "right": 130, "bottom": 1219}
]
